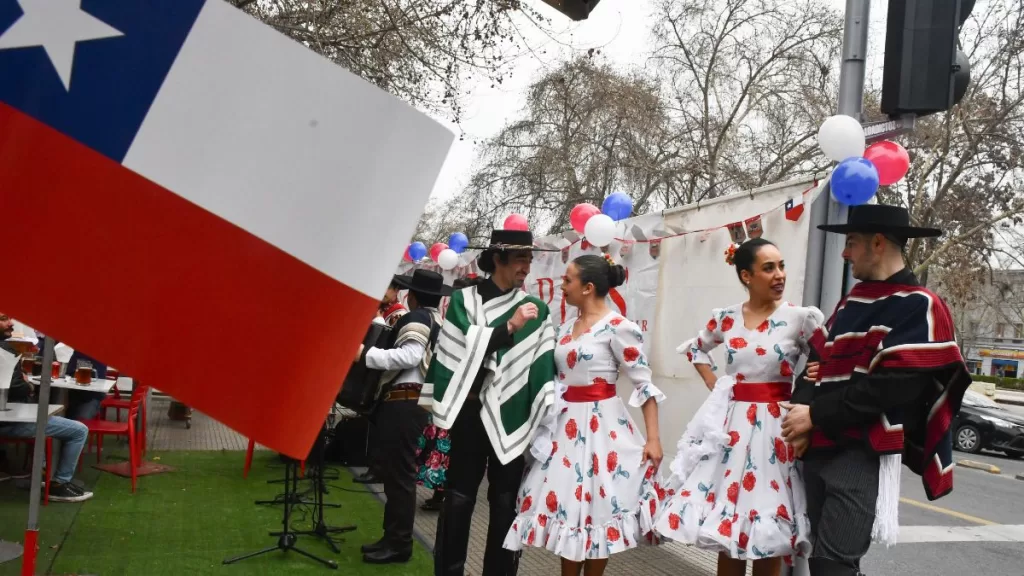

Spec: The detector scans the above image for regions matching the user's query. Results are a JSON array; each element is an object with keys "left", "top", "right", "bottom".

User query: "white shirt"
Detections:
[{"left": 365, "top": 340, "right": 427, "bottom": 385}]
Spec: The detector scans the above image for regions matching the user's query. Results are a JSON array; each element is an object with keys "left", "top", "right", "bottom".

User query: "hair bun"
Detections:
[{"left": 607, "top": 264, "right": 626, "bottom": 288}]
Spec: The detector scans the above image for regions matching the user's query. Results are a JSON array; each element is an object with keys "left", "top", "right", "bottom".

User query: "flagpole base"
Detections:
[{"left": 19, "top": 530, "right": 37, "bottom": 576}]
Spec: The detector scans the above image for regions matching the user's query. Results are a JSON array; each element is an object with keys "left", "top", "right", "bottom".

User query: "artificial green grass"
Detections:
[{"left": 3, "top": 451, "right": 431, "bottom": 575}]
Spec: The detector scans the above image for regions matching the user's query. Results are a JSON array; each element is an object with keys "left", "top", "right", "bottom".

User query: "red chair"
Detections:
[
  {"left": 100, "top": 384, "right": 148, "bottom": 456},
  {"left": 79, "top": 392, "right": 145, "bottom": 492},
  {"left": 0, "top": 437, "right": 52, "bottom": 505},
  {"left": 100, "top": 378, "right": 135, "bottom": 422}
]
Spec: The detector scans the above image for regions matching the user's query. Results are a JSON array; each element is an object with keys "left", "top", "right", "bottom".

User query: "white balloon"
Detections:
[
  {"left": 437, "top": 249, "right": 459, "bottom": 271},
  {"left": 583, "top": 214, "right": 616, "bottom": 247},
  {"left": 817, "top": 115, "right": 866, "bottom": 163}
]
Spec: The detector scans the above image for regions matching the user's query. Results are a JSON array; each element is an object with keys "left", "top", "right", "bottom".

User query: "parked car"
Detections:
[{"left": 953, "top": 390, "right": 1024, "bottom": 458}]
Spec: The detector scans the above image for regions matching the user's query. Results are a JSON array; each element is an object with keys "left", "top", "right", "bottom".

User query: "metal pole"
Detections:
[
  {"left": 793, "top": 5, "right": 872, "bottom": 576},
  {"left": 21, "top": 336, "right": 54, "bottom": 575}
]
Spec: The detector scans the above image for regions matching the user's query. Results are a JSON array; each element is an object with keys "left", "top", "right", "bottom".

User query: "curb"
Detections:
[
  {"left": 995, "top": 397, "right": 1024, "bottom": 407},
  {"left": 1016, "top": 473, "right": 1024, "bottom": 482},
  {"left": 957, "top": 459, "right": 1001, "bottom": 474}
]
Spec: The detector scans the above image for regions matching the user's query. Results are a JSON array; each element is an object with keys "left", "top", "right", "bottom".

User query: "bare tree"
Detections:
[
  {"left": 229, "top": 0, "right": 548, "bottom": 122},
  {"left": 650, "top": 0, "right": 843, "bottom": 203}
]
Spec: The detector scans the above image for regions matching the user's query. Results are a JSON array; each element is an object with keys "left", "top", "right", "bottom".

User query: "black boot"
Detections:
[
  {"left": 360, "top": 538, "right": 388, "bottom": 554},
  {"left": 481, "top": 490, "right": 521, "bottom": 576},
  {"left": 808, "top": 557, "right": 862, "bottom": 576},
  {"left": 422, "top": 490, "right": 445, "bottom": 512},
  {"left": 434, "top": 490, "right": 476, "bottom": 576}
]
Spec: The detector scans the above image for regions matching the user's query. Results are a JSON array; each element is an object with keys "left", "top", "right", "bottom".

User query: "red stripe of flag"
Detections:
[{"left": 0, "top": 103, "right": 375, "bottom": 459}]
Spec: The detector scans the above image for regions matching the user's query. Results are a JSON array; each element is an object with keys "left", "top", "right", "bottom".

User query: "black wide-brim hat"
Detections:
[
  {"left": 469, "top": 229, "right": 558, "bottom": 252},
  {"left": 818, "top": 204, "right": 942, "bottom": 238},
  {"left": 392, "top": 269, "right": 453, "bottom": 297}
]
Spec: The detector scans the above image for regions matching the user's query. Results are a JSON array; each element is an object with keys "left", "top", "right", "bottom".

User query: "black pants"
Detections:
[
  {"left": 435, "top": 401, "right": 524, "bottom": 576},
  {"left": 377, "top": 398, "right": 430, "bottom": 552},
  {"left": 803, "top": 448, "right": 879, "bottom": 575}
]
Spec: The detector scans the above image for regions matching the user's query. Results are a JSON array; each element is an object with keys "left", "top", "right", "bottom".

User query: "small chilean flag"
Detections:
[
  {"left": 785, "top": 194, "right": 805, "bottom": 221},
  {"left": 0, "top": 0, "right": 453, "bottom": 458}
]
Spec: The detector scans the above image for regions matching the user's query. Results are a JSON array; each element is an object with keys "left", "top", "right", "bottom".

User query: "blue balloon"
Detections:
[
  {"left": 408, "top": 241, "right": 427, "bottom": 261},
  {"left": 831, "top": 157, "right": 879, "bottom": 206},
  {"left": 448, "top": 232, "right": 469, "bottom": 254},
  {"left": 601, "top": 191, "right": 634, "bottom": 221}
]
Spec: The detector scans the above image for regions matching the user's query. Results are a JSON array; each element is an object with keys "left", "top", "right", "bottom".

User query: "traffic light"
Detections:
[
  {"left": 880, "top": 0, "right": 974, "bottom": 118},
  {"left": 538, "top": 0, "right": 601, "bottom": 21}
]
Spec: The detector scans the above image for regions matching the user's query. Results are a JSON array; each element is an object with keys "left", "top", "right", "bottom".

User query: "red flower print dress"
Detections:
[
  {"left": 653, "top": 303, "right": 823, "bottom": 561},
  {"left": 503, "top": 312, "right": 666, "bottom": 561}
]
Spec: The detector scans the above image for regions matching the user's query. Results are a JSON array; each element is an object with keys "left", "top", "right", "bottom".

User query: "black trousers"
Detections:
[
  {"left": 435, "top": 401, "right": 524, "bottom": 576},
  {"left": 803, "top": 447, "right": 879, "bottom": 575},
  {"left": 377, "top": 398, "right": 430, "bottom": 552}
]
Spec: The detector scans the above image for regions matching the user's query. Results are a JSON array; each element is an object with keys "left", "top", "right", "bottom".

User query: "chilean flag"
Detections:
[{"left": 0, "top": 0, "right": 453, "bottom": 458}]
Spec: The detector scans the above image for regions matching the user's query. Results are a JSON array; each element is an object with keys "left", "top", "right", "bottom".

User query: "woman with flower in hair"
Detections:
[
  {"left": 653, "top": 238, "right": 823, "bottom": 576},
  {"left": 504, "top": 254, "right": 666, "bottom": 576}
]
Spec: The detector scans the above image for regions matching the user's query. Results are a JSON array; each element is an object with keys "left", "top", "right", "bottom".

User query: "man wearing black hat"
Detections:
[
  {"left": 781, "top": 205, "right": 971, "bottom": 576},
  {"left": 358, "top": 270, "right": 449, "bottom": 564},
  {"left": 421, "top": 229, "right": 557, "bottom": 576}
]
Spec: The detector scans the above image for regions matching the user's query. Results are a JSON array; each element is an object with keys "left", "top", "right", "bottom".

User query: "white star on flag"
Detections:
[{"left": 0, "top": 0, "right": 123, "bottom": 90}]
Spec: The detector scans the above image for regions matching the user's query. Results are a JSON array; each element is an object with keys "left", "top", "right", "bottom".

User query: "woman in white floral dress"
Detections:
[
  {"left": 653, "top": 238, "right": 823, "bottom": 576},
  {"left": 505, "top": 255, "right": 666, "bottom": 576}
]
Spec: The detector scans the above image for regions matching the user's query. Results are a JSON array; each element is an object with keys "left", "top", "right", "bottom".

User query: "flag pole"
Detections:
[{"left": 21, "top": 336, "right": 54, "bottom": 576}]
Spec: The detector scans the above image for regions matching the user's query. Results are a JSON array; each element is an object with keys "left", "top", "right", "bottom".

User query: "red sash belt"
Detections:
[
  {"left": 731, "top": 382, "right": 791, "bottom": 403},
  {"left": 563, "top": 384, "right": 617, "bottom": 403}
]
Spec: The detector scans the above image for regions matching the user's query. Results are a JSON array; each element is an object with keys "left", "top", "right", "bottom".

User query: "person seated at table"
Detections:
[
  {"left": 0, "top": 313, "right": 93, "bottom": 503},
  {"left": 64, "top": 350, "right": 109, "bottom": 421}
]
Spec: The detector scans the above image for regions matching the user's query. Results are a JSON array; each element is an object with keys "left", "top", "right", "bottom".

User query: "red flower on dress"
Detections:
[
  {"left": 706, "top": 318, "right": 718, "bottom": 332},
  {"left": 520, "top": 496, "right": 533, "bottom": 513},
  {"left": 575, "top": 485, "right": 583, "bottom": 501},
  {"left": 743, "top": 472, "right": 756, "bottom": 492},
  {"left": 680, "top": 490, "right": 691, "bottom": 498},
  {"left": 590, "top": 415, "right": 600, "bottom": 433},
  {"left": 559, "top": 372, "right": 566, "bottom": 380},
  {"left": 551, "top": 441, "right": 559, "bottom": 456},
  {"left": 746, "top": 404, "right": 758, "bottom": 425},
  {"left": 755, "top": 346, "right": 767, "bottom": 356},
  {"left": 585, "top": 515, "right": 593, "bottom": 526},
  {"left": 645, "top": 464, "right": 656, "bottom": 480},
  {"left": 727, "top": 482, "right": 740, "bottom": 504},
  {"left": 610, "top": 317, "right": 624, "bottom": 326},
  {"left": 650, "top": 499, "right": 657, "bottom": 518},
  {"left": 739, "top": 532, "right": 750, "bottom": 549},
  {"left": 592, "top": 453, "right": 599, "bottom": 475},
  {"left": 593, "top": 377, "right": 610, "bottom": 386},
  {"left": 787, "top": 443, "right": 796, "bottom": 462},
  {"left": 585, "top": 492, "right": 593, "bottom": 503},
  {"left": 567, "top": 349, "right": 578, "bottom": 369},
  {"left": 728, "top": 431, "right": 741, "bottom": 446},
  {"left": 527, "top": 528, "right": 536, "bottom": 545},
  {"left": 774, "top": 438, "right": 789, "bottom": 464},
  {"left": 777, "top": 504, "right": 791, "bottom": 521},
  {"left": 780, "top": 359, "right": 793, "bottom": 377},
  {"left": 724, "top": 470, "right": 732, "bottom": 478},
  {"left": 610, "top": 431, "right": 618, "bottom": 440},
  {"left": 757, "top": 320, "right": 770, "bottom": 333},
  {"left": 767, "top": 402, "right": 782, "bottom": 418},
  {"left": 563, "top": 456, "right": 571, "bottom": 468},
  {"left": 538, "top": 514, "right": 548, "bottom": 527},
  {"left": 718, "top": 519, "right": 733, "bottom": 537},
  {"left": 606, "top": 526, "right": 621, "bottom": 543},
  {"left": 600, "top": 486, "right": 607, "bottom": 499},
  {"left": 546, "top": 491, "right": 558, "bottom": 513},
  {"left": 559, "top": 335, "right": 572, "bottom": 345},
  {"left": 729, "top": 337, "right": 748, "bottom": 349},
  {"left": 736, "top": 373, "right": 746, "bottom": 383},
  {"left": 749, "top": 509, "right": 759, "bottom": 522},
  {"left": 668, "top": 513, "right": 681, "bottom": 530},
  {"left": 565, "top": 419, "right": 579, "bottom": 440},
  {"left": 606, "top": 451, "right": 619, "bottom": 473},
  {"left": 771, "top": 480, "right": 780, "bottom": 492},
  {"left": 623, "top": 347, "right": 641, "bottom": 363},
  {"left": 706, "top": 492, "right": 716, "bottom": 505},
  {"left": 686, "top": 351, "right": 694, "bottom": 362},
  {"left": 721, "top": 316, "right": 735, "bottom": 331}
]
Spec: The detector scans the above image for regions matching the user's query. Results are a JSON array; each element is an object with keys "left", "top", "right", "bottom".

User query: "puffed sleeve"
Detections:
[
  {"left": 610, "top": 319, "right": 666, "bottom": 408},
  {"left": 798, "top": 306, "right": 826, "bottom": 356},
  {"left": 675, "top": 307, "right": 729, "bottom": 367}
]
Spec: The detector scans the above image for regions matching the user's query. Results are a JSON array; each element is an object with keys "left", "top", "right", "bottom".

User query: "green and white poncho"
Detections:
[{"left": 420, "top": 285, "right": 556, "bottom": 465}]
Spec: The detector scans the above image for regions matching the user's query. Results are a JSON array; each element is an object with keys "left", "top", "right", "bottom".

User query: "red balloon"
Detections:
[
  {"left": 570, "top": 203, "right": 600, "bottom": 234},
  {"left": 403, "top": 245, "right": 413, "bottom": 262},
  {"left": 504, "top": 214, "right": 529, "bottom": 231},
  {"left": 430, "top": 242, "right": 448, "bottom": 262},
  {"left": 864, "top": 141, "right": 910, "bottom": 186}
]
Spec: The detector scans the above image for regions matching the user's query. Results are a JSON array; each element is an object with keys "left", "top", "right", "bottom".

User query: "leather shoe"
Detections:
[
  {"left": 362, "top": 548, "right": 412, "bottom": 564},
  {"left": 360, "top": 539, "right": 387, "bottom": 554},
  {"left": 353, "top": 471, "right": 380, "bottom": 484}
]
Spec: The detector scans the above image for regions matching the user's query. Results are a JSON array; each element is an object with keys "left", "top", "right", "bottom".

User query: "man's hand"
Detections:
[
  {"left": 780, "top": 402, "right": 813, "bottom": 441},
  {"left": 508, "top": 303, "right": 539, "bottom": 334},
  {"left": 789, "top": 432, "right": 811, "bottom": 459},
  {"left": 805, "top": 361, "right": 820, "bottom": 382}
]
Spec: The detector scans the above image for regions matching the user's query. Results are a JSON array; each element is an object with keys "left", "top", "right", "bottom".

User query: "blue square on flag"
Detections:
[{"left": 0, "top": 0, "right": 454, "bottom": 458}]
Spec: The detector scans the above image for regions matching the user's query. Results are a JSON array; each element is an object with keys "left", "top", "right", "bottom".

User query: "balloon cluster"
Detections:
[
  {"left": 569, "top": 192, "right": 634, "bottom": 247},
  {"left": 817, "top": 115, "right": 911, "bottom": 206},
  {"left": 404, "top": 231, "right": 470, "bottom": 271}
]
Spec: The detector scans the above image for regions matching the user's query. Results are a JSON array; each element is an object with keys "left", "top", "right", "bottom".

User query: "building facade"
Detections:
[{"left": 947, "top": 269, "right": 1024, "bottom": 378}]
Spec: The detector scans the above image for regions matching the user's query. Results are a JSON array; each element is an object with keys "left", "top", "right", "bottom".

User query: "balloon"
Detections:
[
  {"left": 583, "top": 214, "right": 616, "bottom": 247},
  {"left": 402, "top": 245, "right": 413, "bottom": 262},
  {"left": 504, "top": 214, "right": 529, "bottom": 231},
  {"left": 863, "top": 141, "right": 910, "bottom": 186},
  {"left": 831, "top": 157, "right": 879, "bottom": 206},
  {"left": 408, "top": 241, "right": 427, "bottom": 261},
  {"left": 817, "top": 115, "right": 866, "bottom": 163},
  {"left": 437, "top": 249, "right": 459, "bottom": 271},
  {"left": 570, "top": 203, "right": 600, "bottom": 234},
  {"left": 429, "top": 242, "right": 448, "bottom": 262},
  {"left": 448, "top": 232, "right": 469, "bottom": 254},
  {"left": 601, "top": 192, "right": 633, "bottom": 221}
]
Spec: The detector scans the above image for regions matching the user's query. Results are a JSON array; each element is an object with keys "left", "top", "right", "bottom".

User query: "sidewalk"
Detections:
[{"left": 994, "top": 388, "right": 1024, "bottom": 407}]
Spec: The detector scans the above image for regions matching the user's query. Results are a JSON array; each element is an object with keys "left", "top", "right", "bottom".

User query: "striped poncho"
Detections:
[{"left": 420, "top": 285, "right": 557, "bottom": 464}]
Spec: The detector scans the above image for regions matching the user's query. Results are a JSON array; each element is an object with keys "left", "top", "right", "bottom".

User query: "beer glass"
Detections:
[
  {"left": 51, "top": 361, "right": 61, "bottom": 380},
  {"left": 21, "top": 357, "right": 34, "bottom": 374},
  {"left": 75, "top": 360, "right": 93, "bottom": 385}
]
